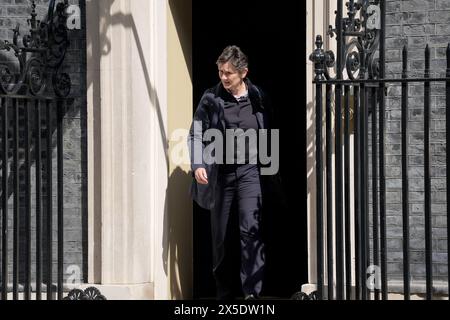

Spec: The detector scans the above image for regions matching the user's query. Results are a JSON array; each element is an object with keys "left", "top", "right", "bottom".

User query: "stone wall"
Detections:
[{"left": 371, "top": 0, "right": 450, "bottom": 286}]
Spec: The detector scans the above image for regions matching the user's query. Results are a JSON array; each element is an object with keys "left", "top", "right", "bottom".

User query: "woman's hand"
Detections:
[{"left": 195, "top": 168, "right": 209, "bottom": 185}]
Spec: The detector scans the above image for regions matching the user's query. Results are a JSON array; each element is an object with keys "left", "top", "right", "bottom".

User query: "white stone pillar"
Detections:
[{"left": 87, "top": 0, "right": 169, "bottom": 299}]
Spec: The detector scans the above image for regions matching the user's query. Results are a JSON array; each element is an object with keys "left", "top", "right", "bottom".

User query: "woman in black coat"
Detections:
[{"left": 188, "top": 45, "right": 282, "bottom": 300}]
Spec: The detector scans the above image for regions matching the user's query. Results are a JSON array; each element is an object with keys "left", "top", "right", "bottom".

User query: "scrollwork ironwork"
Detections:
[
  {"left": 63, "top": 287, "right": 107, "bottom": 300},
  {"left": 291, "top": 291, "right": 320, "bottom": 300},
  {"left": 0, "top": 0, "right": 71, "bottom": 97},
  {"left": 310, "top": 0, "right": 382, "bottom": 81}
]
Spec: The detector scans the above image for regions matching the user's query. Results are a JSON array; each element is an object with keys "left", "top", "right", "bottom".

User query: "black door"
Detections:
[{"left": 193, "top": 0, "right": 307, "bottom": 299}]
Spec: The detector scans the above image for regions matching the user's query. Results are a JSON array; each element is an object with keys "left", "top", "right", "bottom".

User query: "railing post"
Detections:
[
  {"left": 371, "top": 86, "right": 379, "bottom": 301},
  {"left": 13, "top": 99, "right": 19, "bottom": 300},
  {"left": 46, "top": 100, "right": 53, "bottom": 300},
  {"left": 359, "top": 45, "right": 369, "bottom": 301},
  {"left": 57, "top": 99, "right": 65, "bottom": 300},
  {"left": 424, "top": 45, "right": 432, "bottom": 300},
  {"left": 1, "top": 97, "right": 8, "bottom": 300},
  {"left": 446, "top": 43, "right": 450, "bottom": 302},
  {"left": 344, "top": 85, "right": 352, "bottom": 300},
  {"left": 401, "top": 46, "right": 410, "bottom": 300},
  {"left": 315, "top": 81, "right": 324, "bottom": 301},
  {"left": 354, "top": 85, "right": 361, "bottom": 300},
  {"left": 309, "top": 35, "right": 327, "bottom": 300},
  {"left": 24, "top": 100, "right": 32, "bottom": 301},
  {"left": 326, "top": 83, "right": 334, "bottom": 300},
  {"left": 335, "top": 0, "right": 345, "bottom": 301},
  {"left": 36, "top": 99, "right": 43, "bottom": 300},
  {"left": 378, "top": 0, "right": 388, "bottom": 301}
]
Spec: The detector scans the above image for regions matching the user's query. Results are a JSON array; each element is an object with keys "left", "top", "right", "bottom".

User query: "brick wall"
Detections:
[
  {"left": 373, "top": 0, "right": 450, "bottom": 285},
  {"left": 0, "top": 0, "right": 87, "bottom": 286}
]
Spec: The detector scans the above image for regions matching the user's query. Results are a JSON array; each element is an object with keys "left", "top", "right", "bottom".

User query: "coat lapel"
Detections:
[{"left": 255, "top": 111, "right": 264, "bottom": 130}]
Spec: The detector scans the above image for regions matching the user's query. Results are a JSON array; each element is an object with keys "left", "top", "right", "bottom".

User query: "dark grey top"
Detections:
[{"left": 222, "top": 90, "right": 259, "bottom": 166}]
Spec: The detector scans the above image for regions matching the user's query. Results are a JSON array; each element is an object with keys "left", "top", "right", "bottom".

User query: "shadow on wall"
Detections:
[
  {"left": 163, "top": 167, "right": 193, "bottom": 300},
  {"left": 87, "top": 0, "right": 193, "bottom": 298},
  {"left": 168, "top": 0, "right": 192, "bottom": 82},
  {"left": 93, "top": 0, "right": 169, "bottom": 159},
  {"left": 165, "top": 0, "right": 193, "bottom": 300},
  {"left": 306, "top": 100, "right": 317, "bottom": 281}
]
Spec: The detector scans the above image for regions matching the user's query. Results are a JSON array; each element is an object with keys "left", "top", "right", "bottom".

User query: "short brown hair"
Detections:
[{"left": 216, "top": 45, "right": 248, "bottom": 71}]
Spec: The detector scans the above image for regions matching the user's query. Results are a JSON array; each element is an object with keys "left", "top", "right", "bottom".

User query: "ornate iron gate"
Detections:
[
  {"left": 309, "top": 0, "right": 449, "bottom": 300},
  {"left": 0, "top": 0, "right": 103, "bottom": 300}
]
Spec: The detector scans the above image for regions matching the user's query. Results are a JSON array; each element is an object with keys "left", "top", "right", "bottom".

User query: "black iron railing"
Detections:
[
  {"left": 1, "top": 95, "right": 67, "bottom": 300},
  {"left": 0, "top": 0, "right": 104, "bottom": 301},
  {"left": 309, "top": 0, "right": 449, "bottom": 300}
]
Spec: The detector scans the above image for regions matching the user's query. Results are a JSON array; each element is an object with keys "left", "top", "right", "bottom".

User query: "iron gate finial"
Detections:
[{"left": 309, "top": 35, "right": 336, "bottom": 81}]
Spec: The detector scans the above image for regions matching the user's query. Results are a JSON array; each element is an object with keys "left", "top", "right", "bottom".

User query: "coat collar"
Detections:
[
  {"left": 214, "top": 78, "right": 265, "bottom": 110},
  {"left": 246, "top": 78, "right": 265, "bottom": 110}
]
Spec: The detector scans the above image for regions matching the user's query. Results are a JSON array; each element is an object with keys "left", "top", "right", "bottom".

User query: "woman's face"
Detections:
[{"left": 218, "top": 62, "right": 248, "bottom": 92}]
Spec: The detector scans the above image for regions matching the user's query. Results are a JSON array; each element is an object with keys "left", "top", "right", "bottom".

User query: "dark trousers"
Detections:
[{"left": 211, "top": 164, "right": 265, "bottom": 299}]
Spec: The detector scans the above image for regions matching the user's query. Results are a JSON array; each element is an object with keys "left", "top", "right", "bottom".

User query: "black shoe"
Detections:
[{"left": 244, "top": 294, "right": 257, "bottom": 300}]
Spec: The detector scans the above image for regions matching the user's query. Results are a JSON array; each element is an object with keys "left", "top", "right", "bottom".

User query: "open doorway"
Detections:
[{"left": 192, "top": 0, "right": 307, "bottom": 299}]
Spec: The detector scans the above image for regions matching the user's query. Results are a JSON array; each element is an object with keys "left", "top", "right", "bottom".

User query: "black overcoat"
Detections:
[{"left": 187, "top": 79, "right": 286, "bottom": 211}]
